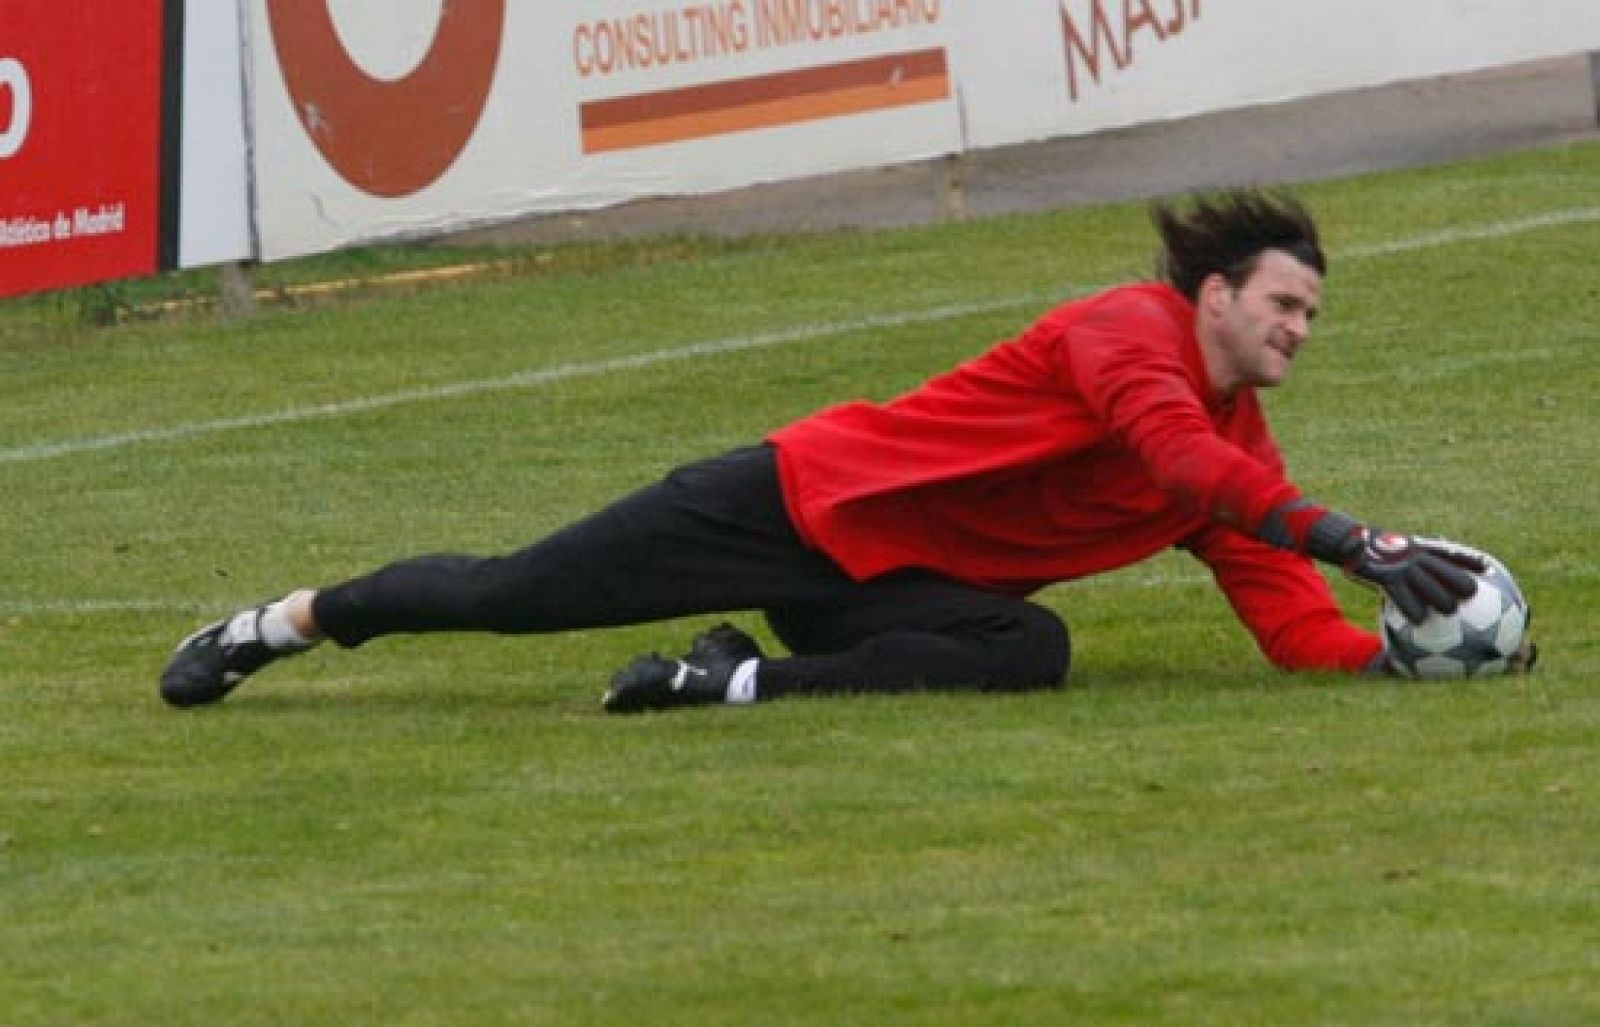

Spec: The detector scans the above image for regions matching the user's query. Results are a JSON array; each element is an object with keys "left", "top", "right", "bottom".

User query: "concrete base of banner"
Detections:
[
  {"left": 443, "top": 54, "right": 1598, "bottom": 248},
  {"left": 217, "top": 263, "right": 257, "bottom": 321}
]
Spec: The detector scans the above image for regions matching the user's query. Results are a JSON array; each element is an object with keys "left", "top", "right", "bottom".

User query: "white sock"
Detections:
[
  {"left": 219, "top": 609, "right": 263, "bottom": 648},
  {"left": 257, "top": 596, "right": 318, "bottom": 651},
  {"left": 725, "top": 659, "right": 759, "bottom": 704}
]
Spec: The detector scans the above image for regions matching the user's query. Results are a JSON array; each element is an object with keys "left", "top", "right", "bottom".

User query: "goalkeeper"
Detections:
[{"left": 161, "top": 190, "right": 1505, "bottom": 713}]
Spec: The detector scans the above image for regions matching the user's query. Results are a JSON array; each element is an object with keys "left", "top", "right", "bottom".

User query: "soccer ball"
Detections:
[{"left": 1379, "top": 550, "right": 1530, "bottom": 678}]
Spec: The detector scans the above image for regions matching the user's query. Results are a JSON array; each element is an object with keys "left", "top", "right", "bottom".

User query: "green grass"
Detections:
[{"left": 2, "top": 140, "right": 1598, "bottom": 1025}]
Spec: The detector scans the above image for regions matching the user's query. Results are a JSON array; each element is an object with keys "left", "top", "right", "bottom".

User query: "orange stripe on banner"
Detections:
[{"left": 581, "top": 48, "right": 950, "bottom": 154}]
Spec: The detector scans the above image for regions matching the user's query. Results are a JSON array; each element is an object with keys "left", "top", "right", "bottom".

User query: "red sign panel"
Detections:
[{"left": 0, "top": 2, "right": 169, "bottom": 297}]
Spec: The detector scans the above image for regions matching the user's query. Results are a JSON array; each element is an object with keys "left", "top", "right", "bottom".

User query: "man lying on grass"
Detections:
[{"left": 160, "top": 189, "right": 1529, "bottom": 713}]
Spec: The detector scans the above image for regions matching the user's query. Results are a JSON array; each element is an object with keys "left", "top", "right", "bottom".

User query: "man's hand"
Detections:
[
  {"left": 1343, "top": 530, "right": 1485, "bottom": 623},
  {"left": 1305, "top": 513, "right": 1485, "bottom": 624}
]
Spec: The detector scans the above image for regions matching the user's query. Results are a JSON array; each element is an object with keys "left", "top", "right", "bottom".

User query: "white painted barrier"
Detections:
[
  {"left": 954, "top": 0, "right": 1600, "bottom": 148},
  {"left": 244, "top": 0, "right": 1600, "bottom": 262},
  {"left": 243, "top": 0, "right": 960, "bottom": 259},
  {"left": 177, "top": 1, "right": 252, "bottom": 271}
]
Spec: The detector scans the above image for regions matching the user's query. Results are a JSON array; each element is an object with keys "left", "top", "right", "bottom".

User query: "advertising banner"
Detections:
[
  {"left": 245, "top": 0, "right": 959, "bottom": 259},
  {"left": 243, "top": 0, "right": 1600, "bottom": 263},
  {"left": 952, "top": 0, "right": 1600, "bottom": 149},
  {"left": 0, "top": 2, "right": 174, "bottom": 297}
]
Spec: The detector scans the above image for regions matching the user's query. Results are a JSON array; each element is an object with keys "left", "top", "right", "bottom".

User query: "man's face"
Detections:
[{"left": 1197, "top": 248, "right": 1323, "bottom": 395}]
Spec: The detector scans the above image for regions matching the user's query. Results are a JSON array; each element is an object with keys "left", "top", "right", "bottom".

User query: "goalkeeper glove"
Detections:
[{"left": 1305, "top": 512, "right": 1484, "bottom": 624}]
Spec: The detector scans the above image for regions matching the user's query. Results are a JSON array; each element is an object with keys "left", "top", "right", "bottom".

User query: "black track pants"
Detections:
[{"left": 312, "top": 446, "right": 1070, "bottom": 694}]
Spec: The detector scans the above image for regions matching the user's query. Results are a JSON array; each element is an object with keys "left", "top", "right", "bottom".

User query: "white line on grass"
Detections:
[
  {"left": 0, "top": 297, "right": 1043, "bottom": 467},
  {"left": 1337, "top": 206, "right": 1600, "bottom": 258},
  {"left": 0, "top": 576, "right": 1220, "bottom": 618},
  {"left": 0, "top": 599, "right": 213, "bottom": 615},
  {"left": 4, "top": 205, "right": 1597, "bottom": 471}
]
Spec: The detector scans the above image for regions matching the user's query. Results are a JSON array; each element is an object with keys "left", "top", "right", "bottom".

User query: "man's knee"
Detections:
[{"left": 987, "top": 604, "right": 1071, "bottom": 690}]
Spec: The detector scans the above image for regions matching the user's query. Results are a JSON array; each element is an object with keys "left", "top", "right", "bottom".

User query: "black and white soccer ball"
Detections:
[{"left": 1379, "top": 547, "right": 1529, "bottom": 678}]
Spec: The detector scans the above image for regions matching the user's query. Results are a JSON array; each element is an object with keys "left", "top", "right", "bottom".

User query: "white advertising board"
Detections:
[
  {"left": 178, "top": 0, "right": 252, "bottom": 268},
  {"left": 952, "top": 0, "right": 1600, "bottom": 148},
  {"left": 242, "top": 1, "right": 1600, "bottom": 262},
  {"left": 246, "top": 0, "right": 959, "bottom": 259}
]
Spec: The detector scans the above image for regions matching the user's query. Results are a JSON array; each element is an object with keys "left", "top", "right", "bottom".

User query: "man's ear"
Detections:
[{"left": 1196, "top": 272, "right": 1233, "bottom": 316}]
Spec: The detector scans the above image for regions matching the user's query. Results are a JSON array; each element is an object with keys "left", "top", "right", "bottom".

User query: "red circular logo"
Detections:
[{"left": 265, "top": 0, "right": 506, "bottom": 197}]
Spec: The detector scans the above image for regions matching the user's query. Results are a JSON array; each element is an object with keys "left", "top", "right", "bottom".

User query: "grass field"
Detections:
[{"left": 2, "top": 141, "right": 1597, "bottom": 1026}]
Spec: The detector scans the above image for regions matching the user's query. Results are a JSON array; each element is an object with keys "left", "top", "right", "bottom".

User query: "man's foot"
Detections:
[
  {"left": 160, "top": 604, "right": 297, "bottom": 708},
  {"left": 684, "top": 622, "right": 763, "bottom": 668},
  {"left": 602, "top": 622, "right": 764, "bottom": 714}
]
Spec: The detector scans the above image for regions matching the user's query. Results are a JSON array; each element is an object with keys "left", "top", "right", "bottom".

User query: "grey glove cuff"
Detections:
[
  {"left": 1257, "top": 498, "right": 1312, "bottom": 550},
  {"left": 1305, "top": 510, "right": 1363, "bottom": 565}
]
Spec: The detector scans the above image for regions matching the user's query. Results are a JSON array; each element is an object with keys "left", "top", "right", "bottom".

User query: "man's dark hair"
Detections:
[{"left": 1151, "top": 189, "right": 1326, "bottom": 302}]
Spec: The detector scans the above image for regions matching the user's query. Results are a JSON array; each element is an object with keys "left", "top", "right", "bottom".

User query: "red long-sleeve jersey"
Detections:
[{"left": 768, "top": 282, "right": 1382, "bottom": 673}]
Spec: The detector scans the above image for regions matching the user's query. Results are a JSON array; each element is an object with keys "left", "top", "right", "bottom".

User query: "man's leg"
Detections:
[
  {"left": 161, "top": 446, "right": 840, "bottom": 706},
  {"left": 162, "top": 444, "right": 1071, "bottom": 708},
  {"left": 308, "top": 445, "right": 841, "bottom": 644},
  {"left": 603, "top": 570, "right": 1069, "bottom": 711},
  {"left": 758, "top": 571, "right": 1071, "bottom": 696}
]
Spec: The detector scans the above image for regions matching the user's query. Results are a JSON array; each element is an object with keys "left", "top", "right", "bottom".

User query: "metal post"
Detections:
[
  {"left": 1590, "top": 52, "right": 1600, "bottom": 126},
  {"left": 940, "top": 79, "right": 972, "bottom": 223}
]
